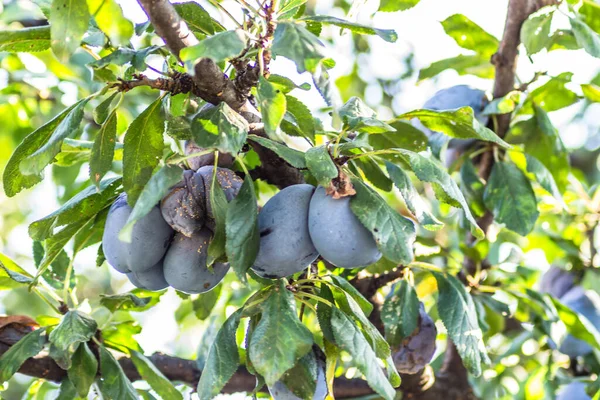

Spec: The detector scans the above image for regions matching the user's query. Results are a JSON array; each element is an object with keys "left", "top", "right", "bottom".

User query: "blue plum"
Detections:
[
  {"left": 161, "top": 170, "right": 207, "bottom": 237},
  {"left": 103, "top": 193, "right": 174, "bottom": 273},
  {"left": 308, "top": 186, "right": 381, "bottom": 268},
  {"left": 127, "top": 260, "right": 168, "bottom": 291},
  {"left": 196, "top": 166, "right": 243, "bottom": 230},
  {"left": 539, "top": 266, "right": 575, "bottom": 299},
  {"left": 163, "top": 229, "right": 230, "bottom": 294},
  {"left": 252, "top": 184, "right": 319, "bottom": 279},
  {"left": 558, "top": 287, "right": 600, "bottom": 358},
  {"left": 392, "top": 302, "right": 437, "bottom": 374},
  {"left": 556, "top": 382, "right": 590, "bottom": 400},
  {"left": 185, "top": 140, "right": 234, "bottom": 170}
]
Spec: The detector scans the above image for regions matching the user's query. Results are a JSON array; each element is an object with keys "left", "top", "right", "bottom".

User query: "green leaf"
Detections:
[
  {"left": 191, "top": 102, "right": 249, "bottom": 155},
  {"left": 432, "top": 272, "right": 490, "bottom": 377},
  {"left": 102, "top": 320, "right": 142, "bottom": 353},
  {"left": 521, "top": 10, "right": 553, "bottom": 55},
  {"left": 354, "top": 158, "right": 392, "bottom": 192},
  {"left": 272, "top": 22, "right": 326, "bottom": 73},
  {"left": 523, "top": 72, "right": 579, "bottom": 113},
  {"left": 36, "top": 219, "right": 89, "bottom": 279},
  {"left": 339, "top": 97, "right": 395, "bottom": 134},
  {"left": 269, "top": 75, "right": 311, "bottom": 93},
  {"left": 119, "top": 165, "right": 183, "bottom": 242},
  {"left": 56, "top": 378, "right": 78, "bottom": 400},
  {"left": 396, "top": 150, "right": 484, "bottom": 239},
  {"left": 257, "top": 76, "right": 287, "bottom": 137},
  {"left": 93, "top": 92, "right": 118, "bottom": 125},
  {"left": 524, "top": 154, "right": 563, "bottom": 202},
  {"left": 226, "top": 175, "right": 259, "bottom": 284},
  {"left": 131, "top": 351, "right": 183, "bottom": 400},
  {"left": 419, "top": 54, "right": 494, "bottom": 80},
  {"left": 89, "top": 46, "right": 160, "bottom": 70},
  {"left": 482, "top": 91, "right": 523, "bottom": 115},
  {"left": 49, "top": 311, "right": 97, "bottom": 352},
  {"left": 571, "top": 17, "right": 600, "bottom": 58},
  {"left": 123, "top": 97, "right": 165, "bottom": 205},
  {"left": 278, "top": 0, "right": 307, "bottom": 19},
  {"left": 247, "top": 135, "right": 307, "bottom": 169},
  {"left": 0, "top": 328, "right": 47, "bottom": 383},
  {"left": 330, "top": 307, "right": 396, "bottom": 400},
  {"left": 381, "top": 280, "right": 419, "bottom": 348},
  {"left": 50, "top": 0, "right": 90, "bottom": 61},
  {"left": 370, "top": 120, "right": 428, "bottom": 153},
  {"left": 279, "top": 351, "right": 318, "bottom": 399},
  {"left": 0, "top": 26, "right": 50, "bottom": 52},
  {"left": 460, "top": 158, "right": 486, "bottom": 217},
  {"left": 19, "top": 97, "right": 90, "bottom": 176},
  {"left": 329, "top": 275, "right": 373, "bottom": 316},
  {"left": 386, "top": 161, "right": 442, "bottom": 230},
  {"left": 483, "top": 162, "right": 539, "bottom": 236},
  {"left": 68, "top": 343, "right": 98, "bottom": 397},
  {"left": 0, "top": 252, "right": 33, "bottom": 290},
  {"left": 582, "top": 83, "right": 600, "bottom": 102},
  {"left": 379, "top": 0, "right": 420, "bottom": 12},
  {"left": 193, "top": 285, "right": 222, "bottom": 320},
  {"left": 305, "top": 146, "right": 337, "bottom": 186},
  {"left": 397, "top": 107, "right": 509, "bottom": 148},
  {"left": 87, "top": 0, "right": 133, "bottom": 45},
  {"left": 174, "top": 2, "right": 217, "bottom": 35},
  {"left": 197, "top": 309, "right": 243, "bottom": 399},
  {"left": 350, "top": 179, "right": 416, "bottom": 264},
  {"left": 207, "top": 172, "right": 228, "bottom": 266},
  {"left": 90, "top": 110, "right": 118, "bottom": 187},
  {"left": 249, "top": 281, "right": 314, "bottom": 385},
  {"left": 180, "top": 30, "right": 247, "bottom": 62},
  {"left": 552, "top": 297, "right": 600, "bottom": 350},
  {"left": 302, "top": 15, "right": 397, "bottom": 42},
  {"left": 580, "top": 0, "right": 600, "bottom": 34},
  {"left": 284, "top": 95, "right": 315, "bottom": 139},
  {"left": 441, "top": 14, "right": 499, "bottom": 57},
  {"left": 98, "top": 345, "right": 138, "bottom": 400},
  {"left": 29, "top": 177, "right": 121, "bottom": 241},
  {"left": 100, "top": 291, "right": 159, "bottom": 312}
]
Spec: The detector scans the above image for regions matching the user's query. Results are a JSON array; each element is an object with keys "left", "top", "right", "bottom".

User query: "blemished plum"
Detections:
[
  {"left": 556, "top": 382, "right": 590, "bottom": 400},
  {"left": 185, "top": 140, "right": 234, "bottom": 170},
  {"left": 196, "top": 166, "right": 243, "bottom": 230},
  {"left": 268, "top": 351, "right": 327, "bottom": 400},
  {"left": 103, "top": 193, "right": 174, "bottom": 273},
  {"left": 161, "top": 170, "right": 206, "bottom": 236},
  {"left": 558, "top": 286, "right": 600, "bottom": 357},
  {"left": 163, "top": 229, "right": 230, "bottom": 294},
  {"left": 127, "top": 260, "right": 168, "bottom": 291},
  {"left": 538, "top": 266, "right": 575, "bottom": 299},
  {"left": 252, "top": 184, "right": 319, "bottom": 279},
  {"left": 308, "top": 186, "right": 381, "bottom": 268},
  {"left": 392, "top": 302, "right": 437, "bottom": 374}
]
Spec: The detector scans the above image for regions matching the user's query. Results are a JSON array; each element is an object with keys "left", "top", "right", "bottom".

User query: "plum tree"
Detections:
[
  {"left": 308, "top": 186, "right": 381, "bottom": 268},
  {"left": 163, "top": 229, "right": 230, "bottom": 293},
  {"left": 558, "top": 287, "right": 600, "bottom": 358},
  {"left": 195, "top": 166, "right": 243, "bottom": 230},
  {"left": 539, "top": 266, "right": 576, "bottom": 299},
  {"left": 102, "top": 193, "right": 174, "bottom": 273},
  {"left": 160, "top": 170, "right": 206, "bottom": 237},
  {"left": 252, "top": 184, "right": 319, "bottom": 279},
  {"left": 556, "top": 381, "right": 591, "bottom": 400},
  {"left": 392, "top": 302, "right": 437, "bottom": 374},
  {"left": 126, "top": 261, "right": 169, "bottom": 291}
]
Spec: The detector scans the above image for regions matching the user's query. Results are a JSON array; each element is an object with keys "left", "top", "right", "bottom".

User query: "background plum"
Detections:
[
  {"left": 308, "top": 186, "right": 381, "bottom": 268},
  {"left": 160, "top": 170, "right": 206, "bottom": 236},
  {"left": 558, "top": 287, "right": 600, "bottom": 358},
  {"left": 556, "top": 381, "right": 590, "bottom": 400},
  {"left": 126, "top": 260, "right": 169, "bottom": 291},
  {"left": 102, "top": 193, "right": 174, "bottom": 273},
  {"left": 392, "top": 302, "right": 437, "bottom": 374},
  {"left": 252, "top": 184, "right": 319, "bottom": 279},
  {"left": 185, "top": 140, "right": 234, "bottom": 170},
  {"left": 163, "top": 229, "right": 230, "bottom": 294},
  {"left": 538, "top": 266, "right": 576, "bottom": 300}
]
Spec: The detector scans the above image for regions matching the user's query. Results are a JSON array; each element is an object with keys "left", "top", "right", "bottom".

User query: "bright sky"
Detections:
[{"left": 1, "top": 1, "right": 599, "bottom": 389}]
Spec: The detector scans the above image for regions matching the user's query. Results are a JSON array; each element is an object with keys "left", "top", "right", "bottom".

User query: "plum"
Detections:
[
  {"left": 196, "top": 166, "right": 243, "bottom": 230},
  {"left": 558, "top": 286, "right": 600, "bottom": 358},
  {"left": 102, "top": 193, "right": 174, "bottom": 273},
  {"left": 127, "top": 260, "right": 169, "bottom": 291},
  {"left": 185, "top": 140, "right": 234, "bottom": 170},
  {"left": 392, "top": 302, "right": 437, "bottom": 374},
  {"left": 268, "top": 351, "right": 327, "bottom": 400},
  {"left": 556, "top": 381, "right": 590, "bottom": 400},
  {"left": 413, "top": 85, "right": 489, "bottom": 166},
  {"left": 160, "top": 170, "right": 207, "bottom": 237},
  {"left": 163, "top": 229, "right": 230, "bottom": 294},
  {"left": 252, "top": 184, "right": 319, "bottom": 279},
  {"left": 539, "top": 266, "right": 575, "bottom": 299},
  {"left": 308, "top": 186, "right": 381, "bottom": 268}
]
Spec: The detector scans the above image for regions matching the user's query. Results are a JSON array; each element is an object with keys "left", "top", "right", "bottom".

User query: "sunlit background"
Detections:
[{"left": 0, "top": 0, "right": 599, "bottom": 398}]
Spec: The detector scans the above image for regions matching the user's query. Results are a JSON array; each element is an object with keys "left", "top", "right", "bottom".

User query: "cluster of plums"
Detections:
[{"left": 102, "top": 155, "right": 383, "bottom": 293}]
